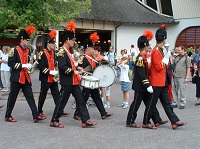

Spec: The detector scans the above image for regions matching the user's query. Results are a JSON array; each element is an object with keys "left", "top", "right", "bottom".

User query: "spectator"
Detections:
[
  {"left": 194, "top": 60, "right": 200, "bottom": 106},
  {"left": 130, "top": 44, "right": 139, "bottom": 57},
  {"left": 100, "top": 87, "right": 111, "bottom": 108},
  {"left": 171, "top": 46, "right": 192, "bottom": 109},
  {"left": 117, "top": 56, "right": 131, "bottom": 109},
  {"left": 128, "top": 55, "right": 134, "bottom": 81},
  {"left": 0, "top": 47, "right": 4, "bottom": 90},
  {"left": 189, "top": 48, "right": 195, "bottom": 78},
  {"left": 0, "top": 46, "right": 11, "bottom": 92},
  {"left": 124, "top": 49, "right": 128, "bottom": 57},
  {"left": 107, "top": 46, "right": 117, "bottom": 66},
  {"left": 117, "top": 49, "right": 127, "bottom": 61}
]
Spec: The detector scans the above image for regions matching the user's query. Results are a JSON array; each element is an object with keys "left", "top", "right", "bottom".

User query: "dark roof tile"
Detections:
[{"left": 78, "top": 0, "right": 174, "bottom": 24}]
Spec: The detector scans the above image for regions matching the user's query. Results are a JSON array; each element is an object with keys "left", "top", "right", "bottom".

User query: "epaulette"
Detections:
[
  {"left": 8, "top": 48, "right": 14, "bottom": 57},
  {"left": 56, "top": 48, "right": 65, "bottom": 57},
  {"left": 37, "top": 51, "right": 43, "bottom": 60},
  {"left": 136, "top": 56, "right": 145, "bottom": 67},
  {"left": 78, "top": 55, "right": 84, "bottom": 64}
]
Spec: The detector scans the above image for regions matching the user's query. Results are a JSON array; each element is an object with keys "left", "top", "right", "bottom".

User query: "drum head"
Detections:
[
  {"left": 82, "top": 76, "right": 99, "bottom": 82},
  {"left": 93, "top": 65, "right": 116, "bottom": 87}
]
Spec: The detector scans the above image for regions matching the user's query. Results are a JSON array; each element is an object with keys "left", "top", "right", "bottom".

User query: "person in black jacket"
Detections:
[
  {"left": 74, "top": 33, "right": 113, "bottom": 120},
  {"left": 37, "top": 30, "right": 69, "bottom": 119},
  {"left": 126, "top": 30, "right": 168, "bottom": 129},
  {"left": 5, "top": 25, "right": 45, "bottom": 123},
  {"left": 50, "top": 21, "right": 96, "bottom": 128}
]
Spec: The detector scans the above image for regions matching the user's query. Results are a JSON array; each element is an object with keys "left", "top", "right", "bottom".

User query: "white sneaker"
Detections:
[
  {"left": 123, "top": 104, "right": 129, "bottom": 109},
  {"left": 104, "top": 103, "right": 108, "bottom": 108},
  {"left": 118, "top": 103, "right": 125, "bottom": 107}
]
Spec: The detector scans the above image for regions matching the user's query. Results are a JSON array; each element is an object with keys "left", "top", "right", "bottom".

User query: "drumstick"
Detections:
[{"left": 81, "top": 70, "right": 93, "bottom": 76}]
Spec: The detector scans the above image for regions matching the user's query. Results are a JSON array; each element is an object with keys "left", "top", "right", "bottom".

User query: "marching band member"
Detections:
[
  {"left": 126, "top": 30, "right": 168, "bottom": 129},
  {"left": 144, "top": 24, "right": 187, "bottom": 129},
  {"left": 50, "top": 21, "right": 96, "bottom": 128},
  {"left": 74, "top": 32, "right": 113, "bottom": 120},
  {"left": 5, "top": 26, "right": 46, "bottom": 123},
  {"left": 37, "top": 30, "right": 70, "bottom": 119}
]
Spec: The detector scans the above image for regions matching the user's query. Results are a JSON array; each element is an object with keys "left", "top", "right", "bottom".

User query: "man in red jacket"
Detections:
[{"left": 145, "top": 24, "right": 187, "bottom": 129}]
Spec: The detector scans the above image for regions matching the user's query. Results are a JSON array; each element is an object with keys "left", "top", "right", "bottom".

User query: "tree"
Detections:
[{"left": 0, "top": 0, "right": 91, "bottom": 31}]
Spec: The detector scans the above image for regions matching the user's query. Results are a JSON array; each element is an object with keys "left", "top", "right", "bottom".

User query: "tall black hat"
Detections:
[
  {"left": 17, "top": 25, "right": 36, "bottom": 40},
  {"left": 83, "top": 32, "right": 100, "bottom": 49},
  {"left": 46, "top": 30, "right": 57, "bottom": 44},
  {"left": 137, "top": 30, "right": 153, "bottom": 49},
  {"left": 155, "top": 24, "right": 167, "bottom": 41},
  {"left": 62, "top": 21, "right": 76, "bottom": 42}
]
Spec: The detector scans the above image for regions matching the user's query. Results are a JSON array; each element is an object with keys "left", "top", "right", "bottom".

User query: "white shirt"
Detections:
[
  {"left": 118, "top": 64, "right": 130, "bottom": 82},
  {"left": 1, "top": 53, "right": 10, "bottom": 71}
]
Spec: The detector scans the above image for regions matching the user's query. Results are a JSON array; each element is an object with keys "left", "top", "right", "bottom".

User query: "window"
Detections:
[
  {"left": 146, "top": 0, "right": 157, "bottom": 11},
  {"left": 160, "top": 0, "right": 173, "bottom": 16}
]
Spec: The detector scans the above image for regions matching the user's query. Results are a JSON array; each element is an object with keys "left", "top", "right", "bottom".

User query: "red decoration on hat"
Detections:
[
  {"left": 49, "top": 30, "right": 57, "bottom": 39},
  {"left": 90, "top": 32, "right": 100, "bottom": 44},
  {"left": 25, "top": 25, "right": 36, "bottom": 35},
  {"left": 66, "top": 21, "right": 76, "bottom": 33},
  {"left": 143, "top": 30, "right": 153, "bottom": 41},
  {"left": 160, "top": 24, "right": 167, "bottom": 30}
]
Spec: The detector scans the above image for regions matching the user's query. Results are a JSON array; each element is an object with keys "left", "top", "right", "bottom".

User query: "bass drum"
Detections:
[{"left": 93, "top": 65, "right": 117, "bottom": 87}]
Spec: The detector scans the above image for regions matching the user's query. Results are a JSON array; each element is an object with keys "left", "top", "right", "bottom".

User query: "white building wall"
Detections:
[
  {"left": 171, "top": 0, "right": 200, "bottom": 19},
  {"left": 116, "top": 24, "right": 158, "bottom": 56},
  {"left": 167, "top": 18, "right": 200, "bottom": 49},
  {"left": 115, "top": 18, "right": 200, "bottom": 56}
]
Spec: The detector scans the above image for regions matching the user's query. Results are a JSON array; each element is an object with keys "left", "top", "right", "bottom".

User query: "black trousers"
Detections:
[
  {"left": 51, "top": 85, "right": 90, "bottom": 123},
  {"left": 126, "top": 91, "right": 162, "bottom": 125},
  {"left": 145, "top": 85, "right": 180, "bottom": 124},
  {"left": 74, "top": 87, "right": 107, "bottom": 117},
  {"left": 38, "top": 81, "right": 60, "bottom": 113},
  {"left": 5, "top": 81, "right": 39, "bottom": 119}
]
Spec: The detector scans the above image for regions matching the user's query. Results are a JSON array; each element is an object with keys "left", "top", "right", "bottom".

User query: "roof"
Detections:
[{"left": 78, "top": 0, "right": 175, "bottom": 24}]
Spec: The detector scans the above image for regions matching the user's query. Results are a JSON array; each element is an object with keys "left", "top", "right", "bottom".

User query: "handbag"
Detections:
[
  {"left": 169, "top": 63, "right": 176, "bottom": 72},
  {"left": 192, "top": 76, "right": 197, "bottom": 84}
]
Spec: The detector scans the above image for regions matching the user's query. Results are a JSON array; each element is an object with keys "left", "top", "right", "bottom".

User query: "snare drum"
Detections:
[
  {"left": 93, "top": 64, "right": 117, "bottom": 87},
  {"left": 81, "top": 76, "right": 100, "bottom": 89}
]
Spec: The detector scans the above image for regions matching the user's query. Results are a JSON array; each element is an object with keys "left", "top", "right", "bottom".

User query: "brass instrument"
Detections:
[
  {"left": 53, "top": 61, "right": 60, "bottom": 83},
  {"left": 28, "top": 44, "right": 38, "bottom": 74}
]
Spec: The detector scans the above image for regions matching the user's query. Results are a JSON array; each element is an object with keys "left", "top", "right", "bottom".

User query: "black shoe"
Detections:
[
  {"left": 101, "top": 113, "right": 113, "bottom": 119},
  {"left": 195, "top": 102, "right": 200, "bottom": 106},
  {"left": 179, "top": 106, "right": 185, "bottom": 109},
  {"left": 171, "top": 104, "right": 177, "bottom": 108}
]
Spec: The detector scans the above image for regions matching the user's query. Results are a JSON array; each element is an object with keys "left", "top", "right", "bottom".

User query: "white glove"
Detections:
[
  {"left": 162, "top": 51, "right": 171, "bottom": 65},
  {"left": 22, "top": 64, "right": 32, "bottom": 70},
  {"left": 49, "top": 70, "right": 58, "bottom": 75},
  {"left": 147, "top": 86, "right": 153, "bottom": 93},
  {"left": 33, "top": 55, "right": 37, "bottom": 60}
]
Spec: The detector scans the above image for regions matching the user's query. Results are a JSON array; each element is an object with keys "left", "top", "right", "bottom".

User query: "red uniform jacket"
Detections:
[
  {"left": 8, "top": 45, "right": 31, "bottom": 84},
  {"left": 150, "top": 46, "right": 167, "bottom": 87}
]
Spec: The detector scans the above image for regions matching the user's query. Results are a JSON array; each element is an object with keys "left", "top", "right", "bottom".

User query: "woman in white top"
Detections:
[
  {"left": 116, "top": 56, "right": 131, "bottom": 109},
  {"left": 0, "top": 46, "right": 11, "bottom": 92}
]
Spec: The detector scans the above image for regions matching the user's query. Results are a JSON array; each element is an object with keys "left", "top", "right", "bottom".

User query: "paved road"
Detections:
[{"left": 0, "top": 70, "right": 199, "bottom": 149}]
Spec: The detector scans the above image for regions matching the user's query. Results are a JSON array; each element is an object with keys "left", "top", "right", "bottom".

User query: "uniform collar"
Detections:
[{"left": 140, "top": 52, "right": 146, "bottom": 60}]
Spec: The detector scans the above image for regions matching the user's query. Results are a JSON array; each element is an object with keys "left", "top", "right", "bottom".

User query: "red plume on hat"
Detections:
[
  {"left": 66, "top": 21, "right": 76, "bottom": 33},
  {"left": 159, "top": 24, "right": 167, "bottom": 30},
  {"left": 48, "top": 30, "right": 57, "bottom": 39},
  {"left": 90, "top": 32, "right": 100, "bottom": 44},
  {"left": 25, "top": 25, "right": 36, "bottom": 35},
  {"left": 143, "top": 30, "right": 153, "bottom": 41}
]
